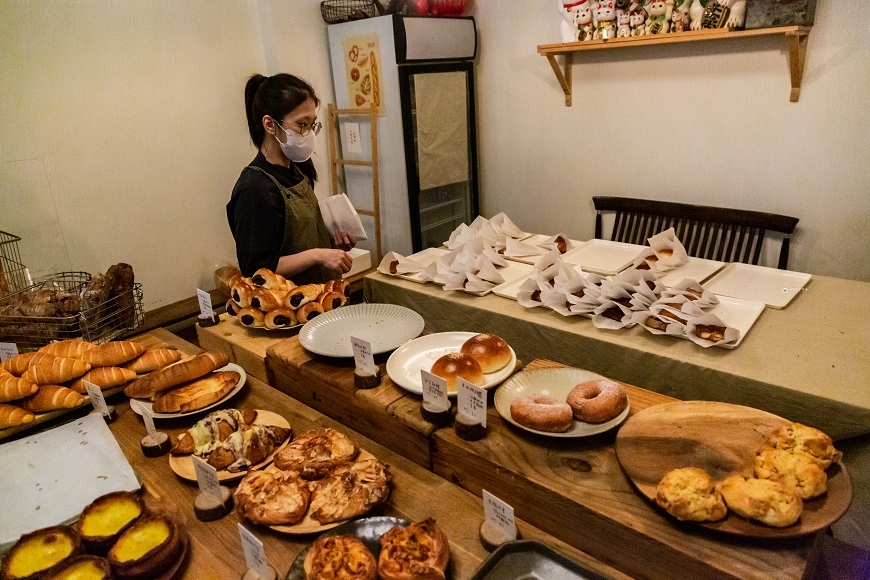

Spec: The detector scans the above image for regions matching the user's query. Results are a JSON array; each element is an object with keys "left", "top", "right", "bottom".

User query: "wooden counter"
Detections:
[
  {"left": 99, "top": 329, "right": 625, "bottom": 580},
  {"left": 264, "top": 335, "right": 817, "bottom": 580}
]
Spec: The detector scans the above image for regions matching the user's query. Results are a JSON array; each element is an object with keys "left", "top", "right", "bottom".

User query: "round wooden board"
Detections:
[
  {"left": 614, "top": 401, "right": 853, "bottom": 538},
  {"left": 268, "top": 449, "right": 381, "bottom": 535},
  {"left": 168, "top": 410, "right": 291, "bottom": 483}
]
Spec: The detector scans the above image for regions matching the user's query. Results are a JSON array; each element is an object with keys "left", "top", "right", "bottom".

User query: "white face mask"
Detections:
[{"left": 274, "top": 120, "right": 316, "bottom": 163}]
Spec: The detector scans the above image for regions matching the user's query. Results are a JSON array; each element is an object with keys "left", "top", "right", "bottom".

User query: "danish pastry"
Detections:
[
  {"left": 718, "top": 475, "right": 803, "bottom": 527},
  {"left": 655, "top": 467, "right": 727, "bottom": 522}
]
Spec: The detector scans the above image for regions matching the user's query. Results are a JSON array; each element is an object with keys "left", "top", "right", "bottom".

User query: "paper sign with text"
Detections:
[
  {"left": 483, "top": 489, "right": 517, "bottom": 541},
  {"left": 193, "top": 456, "right": 223, "bottom": 503},
  {"left": 421, "top": 370, "right": 449, "bottom": 409},
  {"left": 0, "top": 342, "right": 19, "bottom": 362},
  {"left": 457, "top": 378, "right": 487, "bottom": 428},
  {"left": 238, "top": 524, "right": 270, "bottom": 578},
  {"left": 351, "top": 336, "right": 377, "bottom": 376},
  {"left": 84, "top": 381, "right": 110, "bottom": 418},
  {"left": 196, "top": 288, "right": 214, "bottom": 318}
]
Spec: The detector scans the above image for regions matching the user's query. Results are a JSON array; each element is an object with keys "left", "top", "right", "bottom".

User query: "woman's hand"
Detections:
[
  {"left": 332, "top": 230, "right": 357, "bottom": 252},
  {"left": 319, "top": 248, "right": 353, "bottom": 274}
]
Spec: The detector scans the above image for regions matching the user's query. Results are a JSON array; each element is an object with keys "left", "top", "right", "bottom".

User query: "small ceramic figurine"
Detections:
[
  {"left": 671, "top": 6, "right": 687, "bottom": 31},
  {"left": 593, "top": 1, "right": 618, "bottom": 40},
  {"left": 645, "top": 0, "right": 673, "bottom": 34},
  {"left": 672, "top": 0, "right": 691, "bottom": 29},
  {"left": 720, "top": 0, "right": 747, "bottom": 28},
  {"left": 617, "top": 9, "right": 632, "bottom": 36},
  {"left": 558, "top": 0, "right": 595, "bottom": 42},
  {"left": 629, "top": 7, "right": 647, "bottom": 36},
  {"left": 689, "top": 0, "right": 708, "bottom": 30}
]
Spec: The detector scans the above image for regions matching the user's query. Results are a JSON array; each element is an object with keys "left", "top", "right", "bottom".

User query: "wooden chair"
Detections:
[{"left": 593, "top": 196, "right": 799, "bottom": 270}]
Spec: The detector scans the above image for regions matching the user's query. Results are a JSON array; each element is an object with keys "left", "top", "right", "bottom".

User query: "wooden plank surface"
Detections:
[{"left": 196, "top": 316, "right": 291, "bottom": 382}]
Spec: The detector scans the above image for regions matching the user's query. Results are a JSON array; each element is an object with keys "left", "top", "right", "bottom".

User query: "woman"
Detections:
[{"left": 227, "top": 73, "right": 355, "bottom": 284}]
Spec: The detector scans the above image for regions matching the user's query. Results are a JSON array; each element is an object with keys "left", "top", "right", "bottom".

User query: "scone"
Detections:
[
  {"left": 718, "top": 475, "right": 803, "bottom": 527},
  {"left": 308, "top": 458, "right": 390, "bottom": 524},
  {"left": 303, "top": 535, "right": 376, "bottom": 580},
  {"left": 655, "top": 467, "right": 727, "bottom": 522},
  {"left": 764, "top": 423, "right": 841, "bottom": 468},
  {"left": 754, "top": 447, "right": 828, "bottom": 500},
  {"left": 234, "top": 468, "right": 311, "bottom": 526},
  {"left": 378, "top": 518, "right": 450, "bottom": 580},
  {"left": 273, "top": 428, "right": 359, "bottom": 479}
]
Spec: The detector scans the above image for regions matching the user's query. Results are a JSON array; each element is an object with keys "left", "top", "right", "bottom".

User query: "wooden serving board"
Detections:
[{"left": 615, "top": 401, "right": 853, "bottom": 538}]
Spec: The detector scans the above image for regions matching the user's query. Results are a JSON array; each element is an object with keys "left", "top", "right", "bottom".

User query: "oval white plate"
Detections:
[
  {"left": 386, "top": 332, "right": 516, "bottom": 396},
  {"left": 129, "top": 363, "right": 247, "bottom": 419},
  {"left": 298, "top": 303, "right": 424, "bottom": 358},
  {"left": 494, "top": 367, "right": 630, "bottom": 438}
]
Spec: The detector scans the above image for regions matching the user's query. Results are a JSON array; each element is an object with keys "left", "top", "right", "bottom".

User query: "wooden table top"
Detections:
[{"left": 104, "top": 329, "right": 626, "bottom": 580}]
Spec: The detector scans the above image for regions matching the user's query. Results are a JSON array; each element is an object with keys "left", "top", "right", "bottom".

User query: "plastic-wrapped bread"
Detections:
[
  {"left": 21, "top": 384, "right": 88, "bottom": 412},
  {"left": 80, "top": 340, "right": 146, "bottom": 367},
  {"left": 124, "top": 348, "right": 183, "bottom": 374},
  {"left": 39, "top": 339, "right": 96, "bottom": 359},
  {"left": 0, "top": 372, "right": 38, "bottom": 402},
  {"left": 23, "top": 356, "right": 91, "bottom": 385},
  {"left": 124, "top": 351, "right": 230, "bottom": 399},
  {"left": 69, "top": 367, "right": 138, "bottom": 393},
  {"left": 0, "top": 352, "right": 39, "bottom": 377},
  {"left": 0, "top": 404, "right": 35, "bottom": 428}
]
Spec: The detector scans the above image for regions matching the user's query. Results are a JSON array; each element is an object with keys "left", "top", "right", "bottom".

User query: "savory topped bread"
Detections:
[
  {"left": 764, "top": 423, "right": 841, "bottom": 469},
  {"left": 655, "top": 467, "right": 727, "bottom": 522},
  {"left": 308, "top": 458, "right": 389, "bottom": 524},
  {"left": 718, "top": 475, "right": 803, "bottom": 528},
  {"left": 303, "top": 535, "right": 377, "bottom": 580},
  {"left": 235, "top": 469, "right": 311, "bottom": 526},
  {"left": 274, "top": 428, "right": 359, "bottom": 479},
  {"left": 377, "top": 519, "right": 450, "bottom": 580}
]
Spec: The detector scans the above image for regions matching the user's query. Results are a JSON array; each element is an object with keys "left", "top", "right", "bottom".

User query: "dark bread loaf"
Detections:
[{"left": 105, "top": 263, "right": 135, "bottom": 328}]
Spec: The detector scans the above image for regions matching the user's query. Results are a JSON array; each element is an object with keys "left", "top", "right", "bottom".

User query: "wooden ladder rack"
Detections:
[{"left": 327, "top": 103, "right": 382, "bottom": 266}]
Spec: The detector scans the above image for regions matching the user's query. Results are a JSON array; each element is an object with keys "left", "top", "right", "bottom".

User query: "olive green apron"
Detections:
[{"left": 245, "top": 165, "right": 338, "bottom": 285}]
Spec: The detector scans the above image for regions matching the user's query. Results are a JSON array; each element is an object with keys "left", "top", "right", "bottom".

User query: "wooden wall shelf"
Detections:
[{"left": 537, "top": 25, "right": 811, "bottom": 105}]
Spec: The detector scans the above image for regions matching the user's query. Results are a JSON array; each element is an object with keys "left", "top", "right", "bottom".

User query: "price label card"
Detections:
[
  {"left": 457, "top": 378, "right": 487, "bottom": 428},
  {"left": 84, "top": 381, "right": 110, "bottom": 418},
  {"left": 193, "top": 456, "right": 223, "bottom": 503},
  {"left": 351, "top": 336, "right": 377, "bottom": 376},
  {"left": 196, "top": 288, "right": 214, "bottom": 318},
  {"left": 238, "top": 524, "right": 271, "bottom": 578},
  {"left": 0, "top": 342, "right": 19, "bottom": 362},
  {"left": 483, "top": 489, "right": 517, "bottom": 542},
  {"left": 141, "top": 407, "right": 157, "bottom": 438},
  {"left": 421, "top": 370, "right": 449, "bottom": 409}
]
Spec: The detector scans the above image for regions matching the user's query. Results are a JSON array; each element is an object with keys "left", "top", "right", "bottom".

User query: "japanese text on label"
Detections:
[
  {"left": 483, "top": 489, "right": 517, "bottom": 541},
  {"left": 351, "top": 336, "right": 377, "bottom": 375},
  {"left": 196, "top": 288, "right": 214, "bottom": 318},
  {"left": 84, "top": 381, "right": 110, "bottom": 418},
  {"left": 193, "top": 456, "right": 223, "bottom": 503},
  {"left": 238, "top": 523, "right": 270, "bottom": 577},
  {"left": 457, "top": 378, "right": 486, "bottom": 428}
]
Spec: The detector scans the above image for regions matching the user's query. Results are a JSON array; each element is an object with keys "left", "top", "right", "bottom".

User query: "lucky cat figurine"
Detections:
[
  {"left": 671, "top": 6, "right": 687, "bottom": 31},
  {"left": 629, "top": 6, "right": 647, "bottom": 36},
  {"left": 559, "top": 0, "right": 596, "bottom": 42},
  {"left": 617, "top": 9, "right": 632, "bottom": 37},
  {"left": 593, "top": 0, "right": 618, "bottom": 40},
  {"left": 645, "top": 0, "right": 673, "bottom": 34},
  {"left": 689, "top": 0, "right": 745, "bottom": 29}
]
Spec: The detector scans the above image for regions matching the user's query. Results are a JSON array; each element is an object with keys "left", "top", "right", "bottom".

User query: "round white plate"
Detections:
[
  {"left": 298, "top": 303, "right": 424, "bottom": 358},
  {"left": 129, "top": 363, "right": 247, "bottom": 419},
  {"left": 494, "top": 367, "right": 630, "bottom": 438},
  {"left": 386, "top": 332, "right": 516, "bottom": 396}
]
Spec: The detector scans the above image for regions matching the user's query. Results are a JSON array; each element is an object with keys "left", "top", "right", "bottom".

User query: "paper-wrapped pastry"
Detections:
[
  {"left": 662, "top": 278, "right": 719, "bottom": 309},
  {"left": 489, "top": 212, "right": 525, "bottom": 239},
  {"left": 377, "top": 252, "right": 425, "bottom": 276},
  {"left": 592, "top": 299, "right": 636, "bottom": 330},
  {"left": 539, "top": 233, "right": 574, "bottom": 254},
  {"left": 517, "top": 278, "right": 547, "bottom": 309},
  {"left": 445, "top": 223, "right": 478, "bottom": 249},
  {"left": 685, "top": 312, "right": 741, "bottom": 348},
  {"left": 647, "top": 227, "right": 689, "bottom": 271},
  {"left": 503, "top": 237, "right": 547, "bottom": 259}
]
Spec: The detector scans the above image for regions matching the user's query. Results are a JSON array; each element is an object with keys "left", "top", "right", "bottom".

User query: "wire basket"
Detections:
[
  {"left": 0, "top": 231, "right": 29, "bottom": 297},
  {"left": 0, "top": 271, "right": 145, "bottom": 352},
  {"left": 320, "top": 0, "right": 382, "bottom": 24}
]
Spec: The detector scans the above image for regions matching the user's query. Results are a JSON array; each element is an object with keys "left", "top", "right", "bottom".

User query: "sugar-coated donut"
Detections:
[
  {"left": 460, "top": 334, "right": 512, "bottom": 374},
  {"left": 566, "top": 379, "right": 628, "bottom": 423},
  {"left": 430, "top": 353, "right": 484, "bottom": 390},
  {"left": 510, "top": 394, "right": 573, "bottom": 433}
]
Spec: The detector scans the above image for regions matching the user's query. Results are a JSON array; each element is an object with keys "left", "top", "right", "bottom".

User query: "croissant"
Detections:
[
  {"left": 21, "top": 385, "right": 88, "bottom": 412},
  {"left": 39, "top": 339, "right": 96, "bottom": 359},
  {"left": 80, "top": 340, "right": 146, "bottom": 367},
  {"left": 23, "top": 356, "right": 91, "bottom": 385},
  {"left": 124, "top": 351, "right": 230, "bottom": 398},
  {"left": 170, "top": 408, "right": 259, "bottom": 456},
  {"left": 296, "top": 301, "right": 324, "bottom": 323},
  {"left": 0, "top": 404, "right": 35, "bottom": 428},
  {"left": 207, "top": 424, "right": 291, "bottom": 470},
  {"left": 0, "top": 372, "right": 38, "bottom": 402},
  {"left": 69, "top": 366, "right": 138, "bottom": 393},
  {"left": 1, "top": 352, "right": 38, "bottom": 376},
  {"left": 124, "top": 348, "right": 182, "bottom": 374}
]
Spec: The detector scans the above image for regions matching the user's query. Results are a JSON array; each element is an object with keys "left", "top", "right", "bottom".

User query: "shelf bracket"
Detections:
[
  {"left": 786, "top": 29, "right": 809, "bottom": 103},
  {"left": 546, "top": 53, "right": 573, "bottom": 107}
]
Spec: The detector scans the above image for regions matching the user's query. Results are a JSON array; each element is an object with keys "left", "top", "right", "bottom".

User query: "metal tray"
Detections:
[{"left": 470, "top": 540, "right": 612, "bottom": 580}]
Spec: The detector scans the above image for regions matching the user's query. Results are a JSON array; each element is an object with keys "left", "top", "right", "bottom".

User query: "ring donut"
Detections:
[
  {"left": 566, "top": 379, "right": 628, "bottom": 423},
  {"left": 509, "top": 394, "right": 574, "bottom": 433}
]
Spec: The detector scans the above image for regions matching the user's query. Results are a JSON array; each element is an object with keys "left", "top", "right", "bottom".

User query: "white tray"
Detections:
[
  {"left": 657, "top": 257, "right": 726, "bottom": 287},
  {"left": 298, "top": 303, "right": 425, "bottom": 358},
  {"left": 129, "top": 363, "right": 247, "bottom": 419},
  {"left": 503, "top": 235, "right": 585, "bottom": 265},
  {"left": 703, "top": 262, "right": 812, "bottom": 309},
  {"left": 386, "top": 332, "right": 516, "bottom": 396},
  {"left": 397, "top": 247, "right": 449, "bottom": 283},
  {"left": 443, "top": 261, "right": 534, "bottom": 297},
  {"left": 702, "top": 295, "right": 766, "bottom": 349},
  {"left": 491, "top": 264, "right": 585, "bottom": 301},
  {"left": 562, "top": 239, "right": 646, "bottom": 276}
]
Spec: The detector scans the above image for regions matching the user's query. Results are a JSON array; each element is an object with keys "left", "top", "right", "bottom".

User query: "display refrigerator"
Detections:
[{"left": 327, "top": 14, "right": 478, "bottom": 255}]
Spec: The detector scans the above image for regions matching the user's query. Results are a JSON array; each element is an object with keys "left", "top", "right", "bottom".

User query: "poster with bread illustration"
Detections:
[{"left": 343, "top": 35, "right": 383, "bottom": 114}]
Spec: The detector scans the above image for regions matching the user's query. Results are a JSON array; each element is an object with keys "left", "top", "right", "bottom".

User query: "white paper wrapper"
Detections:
[
  {"left": 685, "top": 312, "right": 741, "bottom": 348},
  {"left": 429, "top": 259, "right": 457, "bottom": 285},
  {"left": 539, "top": 233, "right": 575, "bottom": 255},
  {"left": 662, "top": 278, "right": 720, "bottom": 309},
  {"left": 542, "top": 288, "right": 580, "bottom": 316},
  {"left": 532, "top": 250, "right": 563, "bottom": 281},
  {"left": 552, "top": 262, "right": 582, "bottom": 291},
  {"left": 592, "top": 299, "right": 636, "bottom": 329},
  {"left": 632, "top": 310, "right": 687, "bottom": 336},
  {"left": 378, "top": 252, "right": 424, "bottom": 275},
  {"left": 463, "top": 272, "right": 497, "bottom": 294},
  {"left": 489, "top": 212, "right": 524, "bottom": 239},
  {"left": 446, "top": 223, "right": 478, "bottom": 249},
  {"left": 648, "top": 227, "right": 689, "bottom": 271},
  {"left": 630, "top": 271, "right": 666, "bottom": 309},
  {"left": 504, "top": 237, "right": 547, "bottom": 258},
  {"left": 472, "top": 255, "right": 505, "bottom": 284},
  {"left": 482, "top": 246, "right": 509, "bottom": 268},
  {"left": 649, "top": 295, "right": 706, "bottom": 327},
  {"left": 517, "top": 277, "right": 547, "bottom": 308},
  {"left": 473, "top": 219, "right": 501, "bottom": 246},
  {"left": 469, "top": 215, "right": 490, "bottom": 231}
]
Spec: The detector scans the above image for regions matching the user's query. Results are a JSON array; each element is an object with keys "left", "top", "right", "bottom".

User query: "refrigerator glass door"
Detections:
[{"left": 399, "top": 61, "right": 478, "bottom": 252}]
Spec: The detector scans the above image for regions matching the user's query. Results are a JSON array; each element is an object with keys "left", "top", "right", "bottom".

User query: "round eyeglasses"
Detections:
[{"left": 284, "top": 120, "right": 322, "bottom": 137}]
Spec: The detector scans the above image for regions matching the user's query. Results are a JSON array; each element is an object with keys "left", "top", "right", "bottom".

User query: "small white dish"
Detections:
[
  {"left": 657, "top": 257, "right": 726, "bottom": 287},
  {"left": 703, "top": 262, "right": 812, "bottom": 309},
  {"left": 129, "top": 363, "right": 247, "bottom": 419},
  {"left": 386, "top": 331, "right": 516, "bottom": 396}
]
